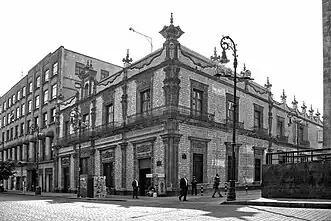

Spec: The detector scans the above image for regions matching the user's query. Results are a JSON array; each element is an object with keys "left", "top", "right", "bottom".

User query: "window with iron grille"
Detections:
[
  {"left": 28, "top": 100, "right": 32, "bottom": 113},
  {"left": 53, "top": 62, "right": 58, "bottom": 75},
  {"left": 21, "top": 103, "right": 25, "bottom": 116},
  {"left": 42, "top": 112, "right": 48, "bottom": 128},
  {"left": 276, "top": 116, "right": 285, "bottom": 136},
  {"left": 44, "top": 70, "right": 49, "bottom": 82},
  {"left": 36, "top": 76, "right": 40, "bottom": 88},
  {"left": 43, "top": 90, "right": 48, "bottom": 104},
  {"left": 51, "top": 84, "right": 57, "bottom": 99},
  {"left": 34, "top": 116, "right": 39, "bottom": 128},
  {"left": 35, "top": 95, "right": 40, "bottom": 108},
  {"left": 51, "top": 108, "right": 56, "bottom": 123}
]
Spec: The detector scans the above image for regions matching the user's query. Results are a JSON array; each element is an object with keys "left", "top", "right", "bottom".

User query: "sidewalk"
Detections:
[{"left": 2, "top": 189, "right": 331, "bottom": 209}]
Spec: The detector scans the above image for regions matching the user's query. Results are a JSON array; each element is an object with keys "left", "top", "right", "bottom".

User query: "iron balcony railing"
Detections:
[
  {"left": 126, "top": 105, "right": 215, "bottom": 124},
  {"left": 224, "top": 119, "right": 244, "bottom": 129},
  {"left": 266, "top": 148, "right": 331, "bottom": 165},
  {"left": 252, "top": 126, "right": 269, "bottom": 138},
  {"left": 276, "top": 134, "right": 288, "bottom": 143}
]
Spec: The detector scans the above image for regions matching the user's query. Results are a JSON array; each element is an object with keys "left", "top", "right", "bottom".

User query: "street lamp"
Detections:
[
  {"left": 129, "top": 27, "right": 153, "bottom": 52},
  {"left": 214, "top": 36, "right": 254, "bottom": 201},
  {"left": 70, "top": 106, "right": 88, "bottom": 198},
  {"left": 30, "top": 124, "right": 43, "bottom": 195}
]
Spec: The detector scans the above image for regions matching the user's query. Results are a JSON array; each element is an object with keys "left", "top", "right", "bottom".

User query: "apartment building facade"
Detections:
[
  {"left": 0, "top": 46, "right": 121, "bottom": 192},
  {"left": 55, "top": 17, "right": 323, "bottom": 197}
]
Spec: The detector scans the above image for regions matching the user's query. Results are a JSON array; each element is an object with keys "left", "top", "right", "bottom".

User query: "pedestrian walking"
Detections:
[
  {"left": 179, "top": 175, "right": 188, "bottom": 201},
  {"left": 212, "top": 173, "right": 223, "bottom": 198},
  {"left": 191, "top": 176, "right": 198, "bottom": 196},
  {"left": 132, "top": 178, "right": 139, "bottom": 199}
]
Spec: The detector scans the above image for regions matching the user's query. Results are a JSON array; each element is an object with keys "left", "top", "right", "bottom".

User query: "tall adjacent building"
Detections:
[
  {"left": 323, "top": 0, "right": 331, "bottom": 147},
  {"left": 0, "top": 46, "right": 121, "bottom": 192},
  {"left": 55, "top": 16, "right": 323, "bottom": 197}
]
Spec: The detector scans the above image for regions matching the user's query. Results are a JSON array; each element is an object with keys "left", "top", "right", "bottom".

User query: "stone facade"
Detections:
[
  {"left": 55, "top": 16, "right": 323, "bottom": 197},
  {"left": 324, "top": 0, "right": 331, "bottom": 148}
]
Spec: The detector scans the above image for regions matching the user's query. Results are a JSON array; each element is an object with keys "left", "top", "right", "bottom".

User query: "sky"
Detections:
[{"left": 0, "top": 0, "right": 324, "bottom": 115}]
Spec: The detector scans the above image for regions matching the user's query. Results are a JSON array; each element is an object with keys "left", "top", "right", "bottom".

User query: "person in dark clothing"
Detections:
[
  {"left": 212, "top": 173, "right": 223, "bottom": 198},
  {"left": 179, "top": 176, "right": 189, "bottom": 201},
  {"left": 191, "top": 176, "right": 198, "bottom": 196},
  {"left": 132, "top": 178, "right": 139, "bottom": 199}
]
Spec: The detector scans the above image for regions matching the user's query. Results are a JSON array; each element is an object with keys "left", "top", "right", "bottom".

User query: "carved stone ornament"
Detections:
[
  {"left": 137, "top": 144, "right": 151, "bottom": 153},
  {"left": 102, "top": 150, "right": 115, "bottom": 162},
  {"left": 181, "top": 153, "right": 187, "bottom": 159},
  {"left": 159, "top": 13, "right": 184, "bottom": 41},
  {"left": 61, "top": 157, "right": 70, "bottom": 166}
]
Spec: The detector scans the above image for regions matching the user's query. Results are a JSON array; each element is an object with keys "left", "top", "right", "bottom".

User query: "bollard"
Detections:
[
  {"left": 200, "top": 185, "right": 203, "bottom": 196},
  {"left": 245, "top": 183, "right": 248, "bottom": 194},
  {"left": 224, "top": 182, "right": 228, "bottom": 195}
]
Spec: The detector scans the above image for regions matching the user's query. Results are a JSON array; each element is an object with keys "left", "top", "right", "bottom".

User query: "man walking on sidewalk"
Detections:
[
  {"left": 212, "top": 173, "right": 223, "bottom": 198},
  {"left": 132, "top": 178, "right": 139, "bottom": 199},
  {"left": 179, "top": 175, "right": 188, "bottom": 201}
]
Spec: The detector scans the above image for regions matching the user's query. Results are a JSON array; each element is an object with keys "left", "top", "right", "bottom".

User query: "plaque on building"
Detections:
[{"left": 101, "top": 149, "right": 115, "bottom": 163}]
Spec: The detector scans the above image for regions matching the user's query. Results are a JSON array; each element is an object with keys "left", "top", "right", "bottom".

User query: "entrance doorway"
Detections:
[
  {"left": 138, "top": 158, "right": 151, "bottom": 196},
  {"left": 63, "top": 167, "right": 70, "bottom": 192},
  {"left": 193, "top": 153, "right": 203, "bottom": 183},
  {"left": 103, "top": 163, "right": 114, "bottom": 193}
]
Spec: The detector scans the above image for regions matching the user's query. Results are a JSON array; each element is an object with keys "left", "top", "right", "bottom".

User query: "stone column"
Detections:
[
  {"left": 0, "top": 151, "right": 2, "bottom": 161},
  {"left": 23, "top": 143, "right": 28, "bottom": 161},
  {"left": 17, "top": 146, "right": 21, "bottom": 162},
  {"left": 7, "top": 149, "right": 11, "bottom": 160},
  {"left": 161, "top": 133, "right": 182, "bottom": 190},
  {"left": 45, "top": 137, "right": 51, "bottom": 160},
  {"left": 12, "top": 147, "right": 16, "bottom": 161},
  {"left": 120, "top": 142, "right": 128, "bottom": 189},
  {"left": 29, "top": 142, "right": 35, "bottom": 162}
]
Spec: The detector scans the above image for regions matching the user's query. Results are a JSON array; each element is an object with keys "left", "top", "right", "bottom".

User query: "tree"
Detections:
[{"left": 0, "top": 160, "right": 16, "bottom": 181}]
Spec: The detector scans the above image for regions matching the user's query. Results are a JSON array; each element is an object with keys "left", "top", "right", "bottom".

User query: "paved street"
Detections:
[{"left": 1, "top": 194, "right": 331, "bottom": 221}]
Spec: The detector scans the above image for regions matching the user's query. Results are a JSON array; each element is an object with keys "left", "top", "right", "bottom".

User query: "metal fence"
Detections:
[{"left": 266, "top": 148, "right": 331, "bottom": 165}]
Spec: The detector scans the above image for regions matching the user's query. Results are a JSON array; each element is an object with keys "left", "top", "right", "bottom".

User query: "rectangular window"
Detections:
[
  {"left": 298, "top": 126, "right": 304, "bottom": 142},
  {"left": 2, "top": 132, "right": 4, "bottom": 143},
  {"left": 15, "top": 125, "right": 18, "bottom": 138},
  {"left": 17, "top": 91, "right": 21, "bottom": 100},
  {"left": 16, "top": 107, "right": 20, "bottom": 118},
  {"left": 10, "top": 128, "right": 13, "bottom": 140},
  {"left": 29, "top": 82, "right": 32, "bottom": 93},
  {"left": 226, "top": 94, "right": 239, "bottom": 124},
  {"left": 105, "top": 104, "right": 114, "bottom": 124},
  {"left": 53, "top": 62, "right": 58, "bottom": 75},
  {"left": 51, "top": 108, "right": 56, "bottom": 123},
  {"left": 10, "top": 111, "right": 14, "bottom": 123},
  {"left": 64, "top": 121, "right": 70, "bottom": 136},
  {"left": 8, "top": 98, "right": 11, "bottom": 107},
  {"left": 82, "top": 114, "right": 89, "bottom": 125},
  {"left": 140, "top": 89, "right": 151, "bottom": 113},
  {"left": 36, "top": 76, "right": 40, "bottom": 88},
  {"left": 227, "top": 100, "right": 234, "bottom": 121},
  {"left": 42, "top": 112, "right": 48, "bottom": 128},
  {"left": 28, "top": 100, "right": 32, "bottom": 113},
  {"left": 101, "top": 69, "right": 109, "bottom": 80},
  {"left": 35, "top": 95, "right": 40, "bottom": 108},
  {"left": 75, "top": 62, "right": 85, "bottom": 75},
  {"left": 20, "top": 122, "right": 24, "bottom": 136},
  {"left": 34, "top": 116, "right": 39, "bottom": 127},
  {"left": 41, "top": 139, "right": 46, "bottom": 161},
  {"left": 27, "top": 120, "right": 31, "bottom": 134},
  {"left": 254, "top": 109, "right": 261, "bottom": 128},
  {"left": 3, "top": 116, "right": 6, "bottom": 126},
  {"left": 276, "top": 116, "right": 285, "bottom": 136},
  {"left": 51, "top": 84, "right": 57, "bottom": 99},
  {"left": 13, "top": 94, "right": 16, "bottom": 104},
  {"left": 43, "top": 90, "right": 48, "bottom": 104},
  {"left": 44, "top": 70, "right": 49, "bottom": 82},
  {"left": 192, "top": 89, "right": 203, "bottom": 116},
  {"left": 22, "top": 86, "right": 26, "bottom": 97},
  {"left": 21, "top": 103, "right": 25, "bottom": 116},
  {"left": 6, "top": 130, "right": 9, "bottom": 141}
]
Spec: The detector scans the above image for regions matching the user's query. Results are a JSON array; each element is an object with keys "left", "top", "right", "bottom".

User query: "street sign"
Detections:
[{"left": 146, "top": 174, "right": 153, "bottom": 178}]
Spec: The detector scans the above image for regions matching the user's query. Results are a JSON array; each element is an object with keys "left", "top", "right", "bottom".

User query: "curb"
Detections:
[
  {"left": 68, "top": 197, "right": 127, "bottom": 202},
  {"left": 221, "top": 200, "right": 331, "bottom": 209}
]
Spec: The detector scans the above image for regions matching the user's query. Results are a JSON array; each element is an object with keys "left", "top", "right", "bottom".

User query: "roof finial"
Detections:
[
  {"left": 170, "top": 12, "right": 173, "bottom": 25},
  {"left": 210, "top": 47, "right": 220, "bottom": 62}
]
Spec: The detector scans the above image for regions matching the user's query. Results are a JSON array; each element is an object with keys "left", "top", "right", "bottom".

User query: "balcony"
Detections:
[
  {"left": 252, "top": 126, "right": 269, "bottom": 139},
  {"left": 126, "top": 105, "right": 215, "bottom": 125},
  {"left": 224, "top": 119, "right": 244, "bottom": 130},
  {"left": 276, "top": 134, "right": 288, "bottom": 143}
]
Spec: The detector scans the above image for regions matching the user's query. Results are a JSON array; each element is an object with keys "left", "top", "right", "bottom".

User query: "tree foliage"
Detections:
[{"left": 0, "top": 160, "right": 16, "bottom": 180}]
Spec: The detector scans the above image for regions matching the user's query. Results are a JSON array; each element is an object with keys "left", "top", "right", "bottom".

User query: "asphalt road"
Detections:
[{"left": 0, "top": 194, "right": 331, "bottom": 221}]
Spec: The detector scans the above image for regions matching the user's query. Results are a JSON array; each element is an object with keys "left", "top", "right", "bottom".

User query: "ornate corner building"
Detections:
[
  {"left": 0, "top": 15, "right": 323, "bottom": 195},
  {"left": 55, "top": 15, "right": 322, "bottom": 197},
  {"left": 323, "top": 0, "right": 331, "bottom": 147},
  {"left": 0, "top": 47, "right": 121, "bottom": 192}
]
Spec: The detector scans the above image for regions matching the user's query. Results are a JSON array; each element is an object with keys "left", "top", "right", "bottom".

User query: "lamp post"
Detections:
[
  {"left": 287, "top": 113, "right": 302, "bottom": 152},
  {"left": 30, "top": 124, "right": 43, "bottom": 195},
  {"left": 70, "top": 106, "right": 86, "bottom": 198},
  {"left": 129, "top": 27, "right": 153, "bottom": 52},
  {"left": 214, "top": 36, "right": 253, "bottom": 201}
]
